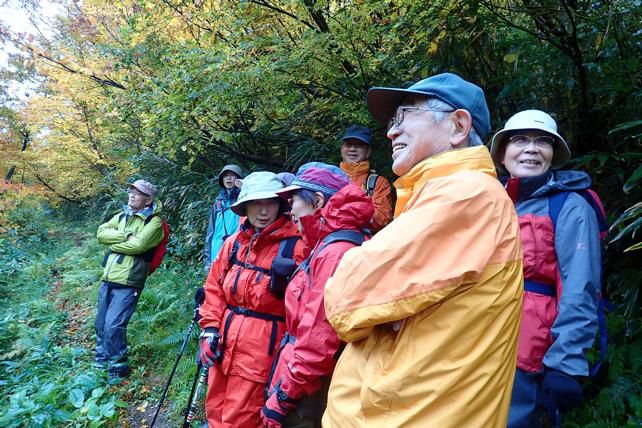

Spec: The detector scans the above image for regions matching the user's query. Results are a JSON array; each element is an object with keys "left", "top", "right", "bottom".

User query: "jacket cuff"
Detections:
[{"left": 279, "top": 372, "right": 303, "bottom": 401}]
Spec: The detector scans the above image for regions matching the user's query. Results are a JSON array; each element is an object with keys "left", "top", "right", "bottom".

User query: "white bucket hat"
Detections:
[
  {"left": 231, "top": 171, "right": 285, "bottom": 216},
  {"left": 490, "top": 110, "right": 571, "bottom": 170}
]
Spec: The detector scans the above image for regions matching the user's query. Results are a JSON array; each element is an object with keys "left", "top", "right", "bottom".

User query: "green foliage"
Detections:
[
  {"left": 1, "top": 0, "right": 641, "bottom": 425},
  {"left": 0, "top": 211, "right": 123, "bottom": 426}
]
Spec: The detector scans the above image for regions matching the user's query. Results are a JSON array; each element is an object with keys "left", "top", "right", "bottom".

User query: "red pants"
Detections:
[{"left": 206, "top": 364, "right": 264, "bottom": 427}]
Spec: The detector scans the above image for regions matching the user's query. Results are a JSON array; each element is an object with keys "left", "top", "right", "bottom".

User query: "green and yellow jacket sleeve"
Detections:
[
  {"left": 97, "top": 214, "right": 128, "bottom": 244},
  {"left": 110, "top": 216, "right": 163, "bottom": 255}
]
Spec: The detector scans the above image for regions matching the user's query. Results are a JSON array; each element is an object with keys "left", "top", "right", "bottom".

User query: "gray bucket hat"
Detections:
[
  {"left": 231, "top": 171, "right": 285, "bottom": 216},
  {"left": 218, "top": 164, "right": 243, "bottom": 187}
]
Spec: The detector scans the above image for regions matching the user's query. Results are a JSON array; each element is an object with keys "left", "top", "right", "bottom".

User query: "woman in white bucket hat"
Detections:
[
  {"left": 197, "top": 171, "right": 309, "bottom": 427},
  {"left": 491, "top": 110, "right": 606, "bottom": 428}
]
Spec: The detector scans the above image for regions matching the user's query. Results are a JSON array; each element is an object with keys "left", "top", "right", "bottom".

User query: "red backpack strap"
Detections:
[{"left": 583, "top": 189, "right": 608, "bottom": 239}]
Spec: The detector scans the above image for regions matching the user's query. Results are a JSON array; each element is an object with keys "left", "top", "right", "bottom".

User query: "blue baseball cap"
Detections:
[
  {"left": 366, "top": 72, "right": 491, "bottom": 138},
  {"left": 341, "top": 125, "right": 372, "bottom": 145}
]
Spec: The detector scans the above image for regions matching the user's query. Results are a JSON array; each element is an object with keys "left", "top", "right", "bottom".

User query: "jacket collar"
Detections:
[
  {"left": 503, "top": 169, "right": 592, "bottom": 202},
  {"left": 503, "top": 172, "right": 552, "bottom": 203},
  {"left": 393, "top": 146, "right": 497, "bottom": 216},
  {"left": 122, "top": 202, "right": 156, "bottom": 219},
  {"left": 237, "top": 215, "right": 298, "bottom": 246},
  {"left": 217, "top": 187, "right": 240, "bottom": 202},
  {"left": 340, "top": 160, "right": 371, "bottom": 179}
]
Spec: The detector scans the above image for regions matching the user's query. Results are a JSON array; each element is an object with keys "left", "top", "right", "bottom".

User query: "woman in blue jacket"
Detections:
[{"left": 203, "top": 164, "right": 243, "bottom": 272}]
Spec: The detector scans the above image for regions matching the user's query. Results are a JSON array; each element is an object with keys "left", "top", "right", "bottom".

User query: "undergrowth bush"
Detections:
[
  {"left": 1, "top": 184, "right": 208, "bottom": 426},
  {"left": 0, "top": 188, "right": 125, "bottom": 427}
]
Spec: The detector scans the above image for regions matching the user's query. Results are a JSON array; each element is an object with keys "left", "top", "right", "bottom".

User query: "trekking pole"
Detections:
[
  {"left": 182, "top": 365, "right": 208, "bottom": 427},
  {"left": 150, "top": 288, "right": 205, "bottom": 428}
]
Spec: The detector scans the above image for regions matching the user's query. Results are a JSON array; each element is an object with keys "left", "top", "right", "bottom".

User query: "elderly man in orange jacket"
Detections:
[
  {"left": 323, "top": 73, "right": 524, "bottom": 427},
  {"left": 339, "top": 125, "right": 393, "bottom": 232}
]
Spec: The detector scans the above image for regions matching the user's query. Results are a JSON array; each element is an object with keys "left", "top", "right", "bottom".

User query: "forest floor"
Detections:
[{"left": 0, "top": 218, "right": 203, "bottom": 427}]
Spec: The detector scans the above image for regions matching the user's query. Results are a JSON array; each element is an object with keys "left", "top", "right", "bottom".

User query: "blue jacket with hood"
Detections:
[{"left": 203, "top": 188, "right": 240, "bottom": 272}]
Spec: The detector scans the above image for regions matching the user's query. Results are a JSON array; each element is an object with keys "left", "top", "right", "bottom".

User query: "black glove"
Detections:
[
  {"left": 198, "top": 327, "right": 220, "bottom": 368},
  {"left": 542, "top": 368, "right": 583, "bottom": 421},
  {"left": 194, "top": 287, "right": 205, "bottom": 307}
]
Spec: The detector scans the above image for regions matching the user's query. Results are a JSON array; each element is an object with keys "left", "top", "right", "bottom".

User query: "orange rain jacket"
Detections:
[
  {"left": 340, "top": 161, "right": 393, "bottom": 232},
  {"left": 199, "top": 215, "right": 308, "bottom": 426},
  {"left": 324, "top": 146, "right": 524, "bottom": 428}
]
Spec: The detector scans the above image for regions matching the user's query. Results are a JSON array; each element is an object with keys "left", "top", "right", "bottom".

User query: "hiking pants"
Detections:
[
  {"left": 507, "top": 368, "right": 545, "bottom": 428},
  {"left": 95, "top": 281, "right": 141, "bottom": 374},
  {"left": 205, "top": 363, "right": 264, "bottom": 428}
]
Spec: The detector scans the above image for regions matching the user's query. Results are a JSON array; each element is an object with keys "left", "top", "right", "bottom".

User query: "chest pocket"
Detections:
[{"left": 518, "top": 213, "right": 558, "bottom": 284}]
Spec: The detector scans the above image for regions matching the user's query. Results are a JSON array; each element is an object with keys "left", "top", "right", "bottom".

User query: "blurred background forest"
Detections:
[{"left": 1, "top": 0, "right": 641, "bottom": 426}]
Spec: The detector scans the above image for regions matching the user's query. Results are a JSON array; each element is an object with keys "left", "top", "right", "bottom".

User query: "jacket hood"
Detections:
[
  {"left": 299, "top": 184, "right": 374, "bottom": 246},
  {"left": 537, "top": 170, "right": 592, "bottom": 194},
  {"left": 504, "top": 170, "right": 592, "bottom": 202}
]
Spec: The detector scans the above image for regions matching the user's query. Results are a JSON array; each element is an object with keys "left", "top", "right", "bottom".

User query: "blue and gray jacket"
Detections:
[{"left": 203, "top": 188, "right": 240, "bottom": 272}]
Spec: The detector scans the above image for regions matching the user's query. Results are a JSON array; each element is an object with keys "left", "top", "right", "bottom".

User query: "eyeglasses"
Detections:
[
  {"left": 507, "top": 135, "right": 556, "bottom": 148},
  {"left": 387, "top": 105, "right": 454, "bottom": 130},
  {"left": 128, "top": 188, "right": 148, "bottom": 197}
]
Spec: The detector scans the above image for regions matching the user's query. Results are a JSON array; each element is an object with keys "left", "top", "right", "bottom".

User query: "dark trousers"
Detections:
[
  {"left": 507, "top": 368, "right": 545, "bottom": 428},
  {"left": 95, "top": 281, "right": 141, "bottom": 374}
]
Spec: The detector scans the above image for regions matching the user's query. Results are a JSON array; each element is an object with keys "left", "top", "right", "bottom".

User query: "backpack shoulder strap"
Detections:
[
  {"left": 549, "top": 190, "right": 608, "bottom": 237},
  {"left": 292, "top": 230, "right": 366, "bottom": 284},
  {"left": 228, "top": 238, "right": 241, "bottom": 266},
  {"left": 317, "top": 230, "right": 366, "bottom": 255},
  {"left": 578, "top": 190, "right": 609, "bottom": 237},
  {"left": 548, "top": 191, "right": 571, "bottom": 232},
  {"left": 365, "top": 172, "right": 378, "bottom": 197},
  {"left": 144, "top": 213, "right": 157, "bottom": 226},
  {"left": 278, "top": 236, "right": 300, "bottom": 259}
]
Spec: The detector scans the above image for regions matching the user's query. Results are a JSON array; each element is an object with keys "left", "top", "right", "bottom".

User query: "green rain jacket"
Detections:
[{"left": 97, "top": 200, "right": 164, "bottom": 288}]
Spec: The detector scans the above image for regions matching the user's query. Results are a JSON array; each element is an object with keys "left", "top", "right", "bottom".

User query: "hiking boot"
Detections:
[
  {"left": 92, "top": 361, "right": 108, "bottom": 370},
  {"left": 108, "top": 365, "right": 130, "bottom": 383}
]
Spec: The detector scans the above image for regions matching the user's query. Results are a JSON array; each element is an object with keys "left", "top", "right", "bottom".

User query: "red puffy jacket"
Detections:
[
  {"left": 266, "top": 184, "right": 374, "bottom": 404},
  {"left": 199, "top": 215, "right": 308, "bottom": 383}
]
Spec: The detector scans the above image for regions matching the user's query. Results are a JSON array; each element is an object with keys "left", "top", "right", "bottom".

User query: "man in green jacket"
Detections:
[{"left": 95, "top": 179, "right": 164, "bottom": 380}]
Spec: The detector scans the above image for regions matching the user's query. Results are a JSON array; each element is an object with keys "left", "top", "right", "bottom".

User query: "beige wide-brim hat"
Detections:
[
  {"left": 490, "top": 109, "right": 571, "bottom": 170},
  {"left": 231, "top": 171, "right": 285, "bottom": 216}
]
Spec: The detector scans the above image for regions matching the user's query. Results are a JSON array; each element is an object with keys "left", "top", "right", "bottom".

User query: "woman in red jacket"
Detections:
[
  {"left": 261, "top": 162, "right": 374, "bottom": 427},
  {"left": 198, "top": 171, "right": 308, "bottom": 428}
]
